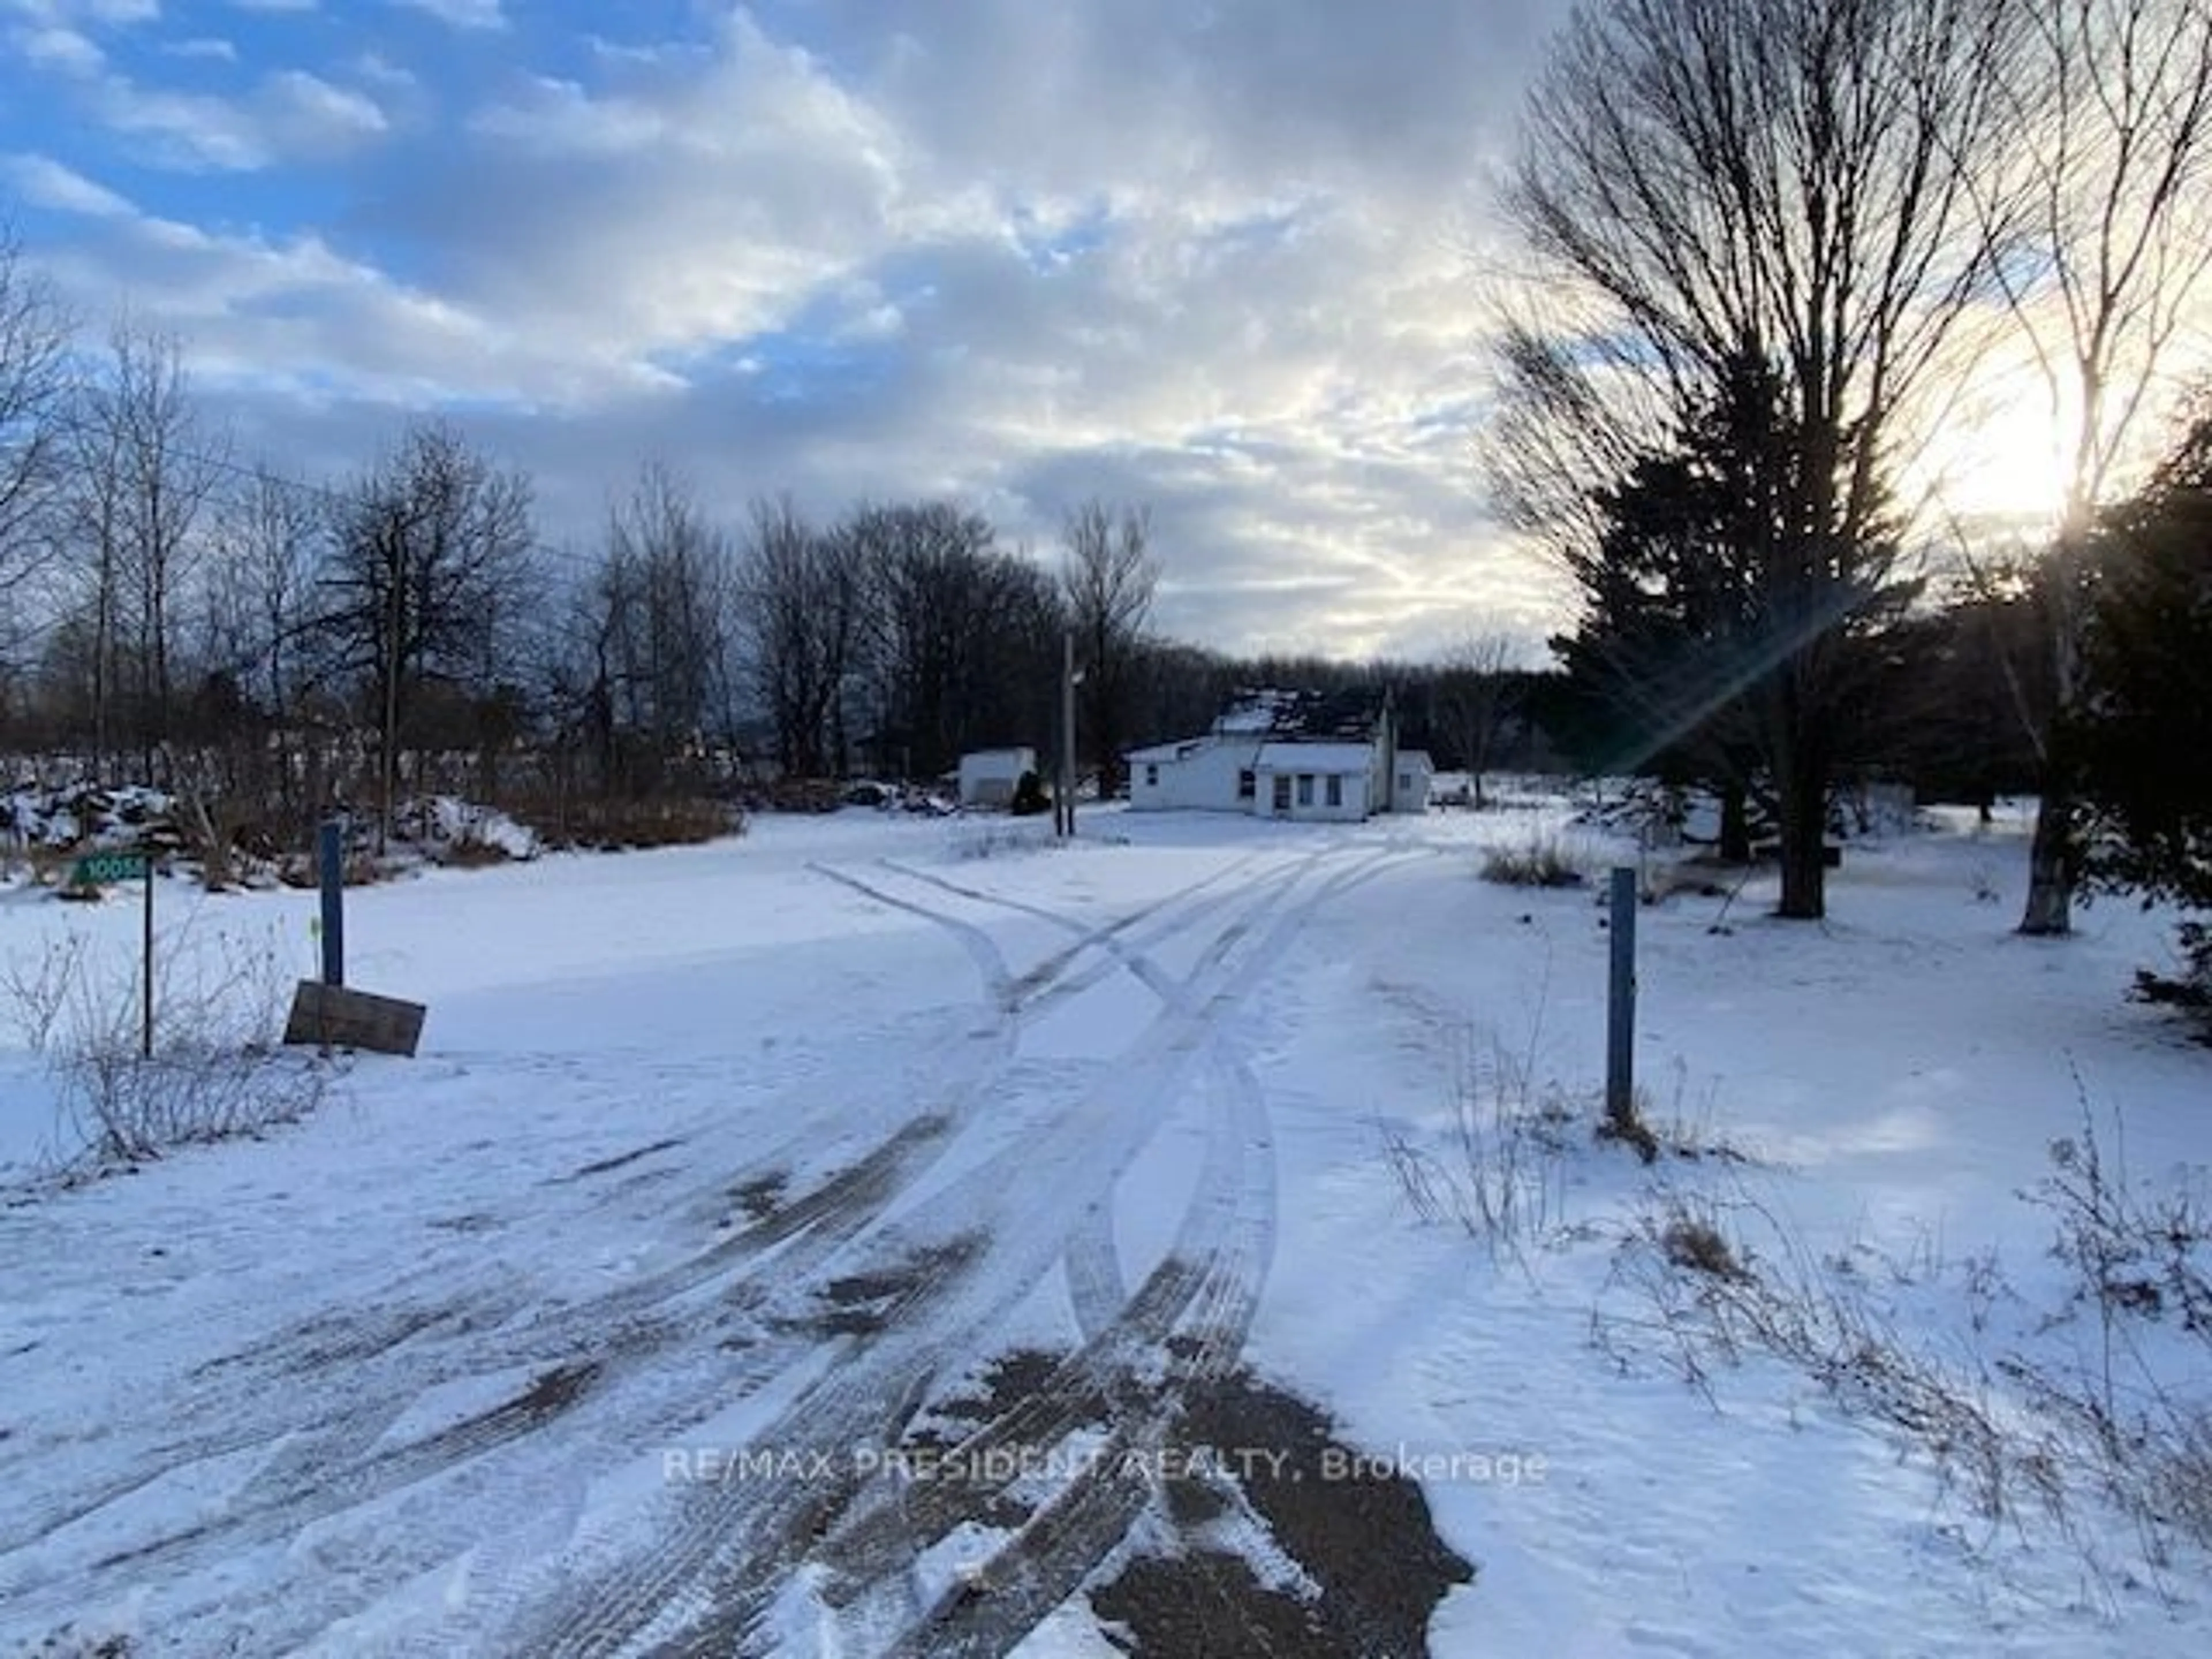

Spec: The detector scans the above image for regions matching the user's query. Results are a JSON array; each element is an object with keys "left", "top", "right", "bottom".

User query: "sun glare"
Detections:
[{"left": 1908, "top": 377, "right": 2074, "bottom": 537}]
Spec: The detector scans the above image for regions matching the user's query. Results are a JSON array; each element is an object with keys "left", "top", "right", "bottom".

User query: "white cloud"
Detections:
[
  {"left": 448, "top": 12, "right": 911, "bottom": 354},
  {"left": 390, "top": 0, "right": 501, "bottom": 30},
  {"left": 8, "top": 22, "right": 104, "bottom": 73},
  {"left": 350, "top": 50, "right": 418, "bottom": 93},
  {"left": 165, "top": 35, "right": 237, "bottom": 61},
  {"left": 2, "top": 0, "right": 158, "bottom": 24},
  {"left": 15, "top": 0, "right": 1580, "bottom": 656},
  {"left": 5, "top": 151, "right": 134, "bottom": 217},
  {"left": 92, "top": 68, "right": 388, "bottom": 169}
]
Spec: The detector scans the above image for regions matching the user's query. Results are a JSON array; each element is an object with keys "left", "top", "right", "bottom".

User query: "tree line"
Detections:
[
  {"left": 0, "top": 308, "right": 1160, "bottom": 842},
  {"left": 0, "top": 238, "right": 1567, "bottom": 854}
]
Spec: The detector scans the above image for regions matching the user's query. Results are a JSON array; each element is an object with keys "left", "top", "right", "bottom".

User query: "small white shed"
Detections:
[{"left": 957, "top": 747, "right": 1037, "bottom": 808}]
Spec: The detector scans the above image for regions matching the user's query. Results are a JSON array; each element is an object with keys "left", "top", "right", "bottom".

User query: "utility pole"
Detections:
[
  {"left": 380, "top": 531, "right": 404, "bottom": 860},
  {"left": 1058, "top": 631, "right": 1077, "bottom": 837}
]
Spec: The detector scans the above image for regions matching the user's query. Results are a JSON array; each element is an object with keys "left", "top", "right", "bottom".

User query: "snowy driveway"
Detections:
[{"left": 0, "top": 825, "right": 1438, "bottom": 1655}]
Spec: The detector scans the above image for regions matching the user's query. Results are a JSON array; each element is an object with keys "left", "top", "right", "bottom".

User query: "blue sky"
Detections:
[{"left": 1, "top": 0, "right": 1577, "bottom": 658}]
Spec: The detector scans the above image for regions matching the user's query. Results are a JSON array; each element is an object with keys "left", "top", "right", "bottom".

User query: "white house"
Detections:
[
  {"left": 1126, "top": 689, "right": 1429, "bottom": 821},
  {"left": 956, "top": 747, "right": 1037, "bottom": 808}
]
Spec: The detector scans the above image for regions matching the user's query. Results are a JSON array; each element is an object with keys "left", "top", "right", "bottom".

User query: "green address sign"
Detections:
[{"left": 71, "top": 851, "right": 149, "bottom": 886}]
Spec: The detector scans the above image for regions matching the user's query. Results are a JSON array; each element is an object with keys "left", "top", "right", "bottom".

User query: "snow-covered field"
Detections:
[{"left": 0, "top": 798, "right": 2205, "bottom": 1656}]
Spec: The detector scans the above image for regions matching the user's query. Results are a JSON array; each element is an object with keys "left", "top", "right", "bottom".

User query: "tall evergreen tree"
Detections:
[
  {"left": 1556, "top": 355, "right": 1911, "bottom": 869},
  {"left": 2075, "top": 404, "right": 2212, "bottom": 1024}
]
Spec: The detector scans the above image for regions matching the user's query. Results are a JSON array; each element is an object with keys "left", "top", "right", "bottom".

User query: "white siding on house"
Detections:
[
  {"left": 1126, "top": 714, "right": 1403, "bottom": 821},
  {"left": 1253, "top": 741, "right": 1372, "bottom": 823},
  {"left": 1390, "top": 749, "right": 1435, "bottom": 815},
  {"left": 1127, "top": 738, "right": 1258, "bottom": 812}
]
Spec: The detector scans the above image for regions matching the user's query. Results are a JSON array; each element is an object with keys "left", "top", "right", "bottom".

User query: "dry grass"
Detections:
[
  {"left": 1479, "top": 832, "right": 1588, "bottom": 889},
  {"left": 1597, "top": 1105, "right": 2212, "bottom": 1589},
  {"left": 1378, "top": 1024, "right": 1581, "bottom": 1266},
  {"left": 3, "top": 925, "right": 335, "bottom": 1177}
]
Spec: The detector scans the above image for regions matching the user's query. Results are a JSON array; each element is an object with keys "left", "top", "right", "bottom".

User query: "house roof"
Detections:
[
  {"left": 1217, "top": 685, "right": 1387, "bottom": 742},
  {"left": 1396, "top": 749, "right": 1435, "bottom": 770},
  {"left": 1126, "top": 738, "right": 1211, "bottom": 763},
  {"left": 1255, "top": 741, "right": 1374, "bottom": 772},
  {"left": 1128, "top": 684, "right": 1395, "bottom": 763}
]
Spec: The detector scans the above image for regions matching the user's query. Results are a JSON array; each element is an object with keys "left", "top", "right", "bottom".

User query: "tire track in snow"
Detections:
[
  {"left": 874, "top": 1050, "right": 1279, "bottom": 1659},
  {"left": 483, "top": 846, "right": 1406, "bottom": 1657},
  {"left": 806, "top": 1049, "right": 1275, "bottom": 1647},
  {"left": 0, "top": 862, "right": 1222, "bottom": 1631},
  {"left": 810, "top": 849, "right": 1411, "bottom": 1657},
  {"left": 162, "top": 850, "right": 1303, "bottom": 1654}
]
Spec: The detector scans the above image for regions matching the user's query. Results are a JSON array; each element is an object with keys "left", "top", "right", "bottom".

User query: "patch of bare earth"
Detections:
[{"left": 1091, "top": 1370, "right": 1475, "bottom": 1658}]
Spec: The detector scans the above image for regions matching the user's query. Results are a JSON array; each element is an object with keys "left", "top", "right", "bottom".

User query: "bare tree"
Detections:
[
  {"left": 56, "top": 323, "right": 228, "bottom": 779},
  {"left": 0, "top": 229, "right": 71, "bottom": 605},
  {"left": 317, "top": 421, "right": 535, "bottom": 849},
  {"left": 1981, "top": 0, "right": 2212, "bottom": 934},
  {"left": 741, "top": 497, "right": 839, "bottom": 780},
  {"left": 1431, "top": 630, "right": 1520, "bottom": 809},
  {"left": 1060, "top": 499, "right": 1157, "bottom": 797},
  {"left": 855, "top": 502, "right": 1057, "bottom": 781},
  {"left": 1498, "top": 0, "right": 2013, "bottom": 918},
  {"left": 203, "top": 464, "right": 324, "bottom": 824},
  {"left": 60, "top": 378, "right": 128, "bottom": 768},
  {"left": 594, "top": 462, "right": 732, "bottom": 794},
  {"left": 105, "top": 322, "right": 226, "bottom": 777}
]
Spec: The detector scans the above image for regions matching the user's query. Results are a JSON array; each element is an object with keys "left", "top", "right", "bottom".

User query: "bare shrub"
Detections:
[
  {"left": 1603, "top": 1109, "right": 2212, "bottom": 1581},
  {"left": 435, "top": 830, "right": 517, "bottom": 869},
  {"left": 1594, "top": 1091, "right": 1661, "bottom": 1165},
  {"left": 1379, "top": 1026, "right": 1577, "bottom": 1265},
  {"left": 507, "top": 793, "right": 740, "bottom": 851},
  {"left": 6, "top": 922, "right": 336, "bottom": 1176},
  {"left": 1479, "top": 832, "right": 1588, "bottom": 889},
  {"left": 2014, "top": 1097, "right": 2212, "bottom": 1561},
  {"left": 58, "top": 1032, "right": 330, "bottom": 1169},
  {"left": 1599, "top": 1178, "right": 2051, "bottom": 1529},
  {"left": 1659, "top": 1208, "right": 1743, "bottom": 1280},
  {"left": 952, "top": 821, "right": 1063, "bottom": 862},
  {"left": 2, "top": 933, "right": 92, "bottom": 1054}
]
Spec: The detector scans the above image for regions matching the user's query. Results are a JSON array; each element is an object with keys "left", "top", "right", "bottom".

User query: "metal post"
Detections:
[
  {"left": 319, "top": 819, "right": 346, "bottom": 987},
  {"left": 1605, "top": 866, "right": 1637, "bottom": 1128},
  {"left": 141, "top": 857, "right": 154, "bottom": 1059}
]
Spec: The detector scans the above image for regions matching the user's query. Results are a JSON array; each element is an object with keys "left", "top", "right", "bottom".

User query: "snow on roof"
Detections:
[
  {"left": 1215, "top": 685, "right": 1386, "bottom": 741},
  {"left": 1396, "top": 749, "right": 1435, "bottom": 770},
  {"left": 1214, "top": 692, "right": 1290, "bottom": 734},
  {"left": 1255, "top": 741, "right": 1374, "bottom": 772}
]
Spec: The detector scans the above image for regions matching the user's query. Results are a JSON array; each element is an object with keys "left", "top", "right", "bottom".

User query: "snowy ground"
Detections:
[{"left": 0, "top": 797, "right": 2205, "bottom": 1656}]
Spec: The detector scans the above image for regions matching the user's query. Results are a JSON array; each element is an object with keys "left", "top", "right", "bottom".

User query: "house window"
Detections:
[
  {"left": 1272, "top": 775, "right": 1291, "bottom": 812},
  {"left": 1326, "top": 775, "right": 1343, "bottom": 808},
  {"left": 1398, "top": 772, "right": 1412, "bottom": 793},
  {"left": 1237, "top": 768, "right": 1255, "bottom": 800},
  {"left": 1296, "top": 774, "right": 1314, "bottom": 806},
  {"left": 1145, "top": 764, "right": 1159, "bottom": 788}
]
